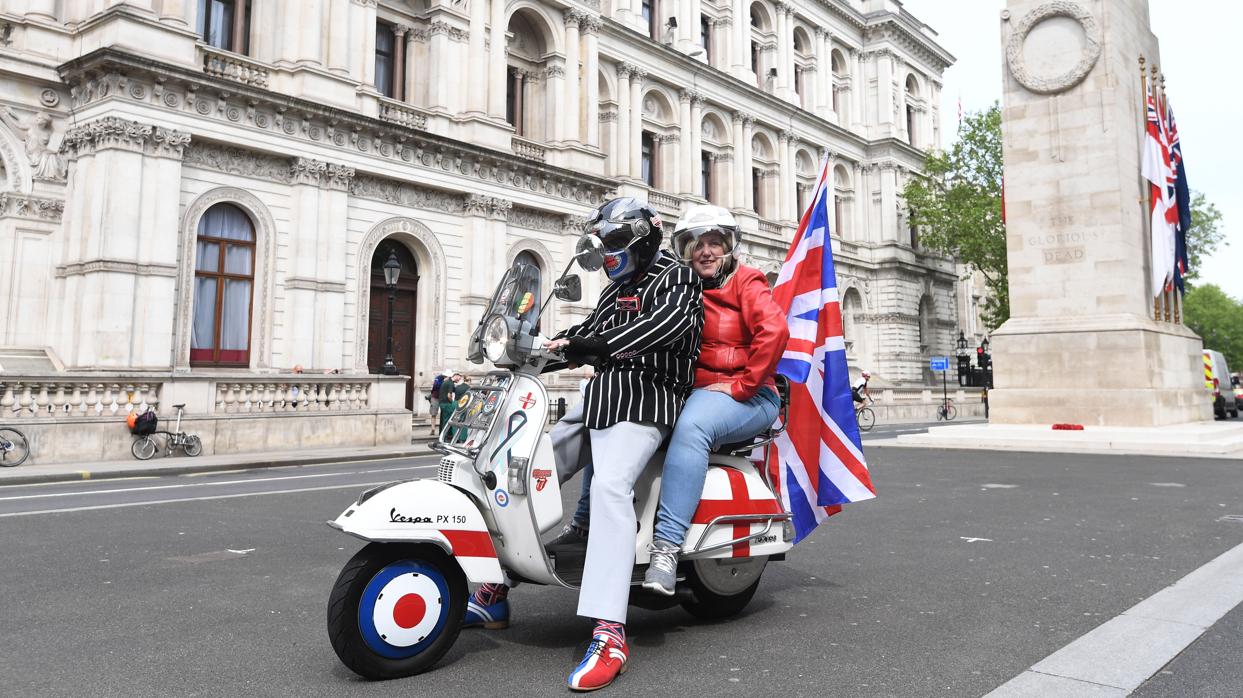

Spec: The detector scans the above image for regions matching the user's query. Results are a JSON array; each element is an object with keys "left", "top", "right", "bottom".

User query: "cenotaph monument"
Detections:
[{"left": 987, "top": 0, "right": 1209, "bottom": 427}]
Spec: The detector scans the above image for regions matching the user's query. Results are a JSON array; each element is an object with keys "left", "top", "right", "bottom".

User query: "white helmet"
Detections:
[{"left": 671, "top": 204, "right": 741, "bottom": 262}]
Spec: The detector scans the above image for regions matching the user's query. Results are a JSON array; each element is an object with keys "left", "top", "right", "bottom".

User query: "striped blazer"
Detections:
[{"left": 558, "top": 251, "right": 703, "bottom": 430}]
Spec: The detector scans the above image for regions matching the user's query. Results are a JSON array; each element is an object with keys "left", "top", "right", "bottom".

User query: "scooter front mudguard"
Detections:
[{"left": 328, "top": 479, "right": 504, "bottom": 584}]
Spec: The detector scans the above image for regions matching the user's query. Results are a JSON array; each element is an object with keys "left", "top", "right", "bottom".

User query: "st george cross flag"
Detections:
[
  {"left": 765, "top": 159, "right": 876, "bottom": 544},
  {"left": 1166, "top": 101, "right": 1192, "bottom": 293},
  {"left": 1141, "top": 79, "right": 1177, "bottom": 298}
]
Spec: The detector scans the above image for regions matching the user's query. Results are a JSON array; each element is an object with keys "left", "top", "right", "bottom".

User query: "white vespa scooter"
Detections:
[{"left": 326, "top": 238, "right": 795, "bottom": 680}]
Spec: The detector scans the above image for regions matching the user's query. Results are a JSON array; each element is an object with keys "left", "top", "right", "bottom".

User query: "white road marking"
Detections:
[
  {"left": 986, "top": 540, "right": 1243, "bottom": 696},
  {"left": 0, "top": 464, "right": 435, "bottom": 502},
  {"left": 0, "top": 481, "right": 394, "bottom": 518},
  {"left": 1148, "top": 482, "right": 1186, "bottom": 488},
  {"left": 960, "top": 537, "right": 993, "bottom": 543},
  {"left": 227, "top": 548, "right": 256, "bottom": 554},
  {"left": 981, "top": 484, "right": 1018, "bottom": 489}
]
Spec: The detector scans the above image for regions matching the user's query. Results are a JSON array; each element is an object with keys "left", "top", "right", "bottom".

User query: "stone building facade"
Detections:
[{"left": 0, "top": 0, "right": 958, "bottom": 462}]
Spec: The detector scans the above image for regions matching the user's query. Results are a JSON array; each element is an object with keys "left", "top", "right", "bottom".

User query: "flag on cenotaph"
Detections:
[
  {"left": 1141, "top": 80, "right": 1177, "bottom": 298},
  {"left": 1166, "top": 101, "right": 1192, "bottom": 294}
]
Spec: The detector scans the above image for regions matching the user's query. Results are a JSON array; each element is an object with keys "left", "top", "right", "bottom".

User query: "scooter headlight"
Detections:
[{"left": 482, "top": 315, "right": 509, "bottom": 363}]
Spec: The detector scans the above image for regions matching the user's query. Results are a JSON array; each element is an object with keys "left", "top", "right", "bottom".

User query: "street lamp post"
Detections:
[
  {"left": 956, "top": 331, "right": 969, "bottom": 386},
  {"left": 382, "top": 252, "right": 401, "bottom": 376}
]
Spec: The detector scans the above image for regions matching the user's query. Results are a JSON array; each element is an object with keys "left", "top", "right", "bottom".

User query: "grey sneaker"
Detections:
[{"left": 642, "top": 539, "right": 680, "bottom": 596}]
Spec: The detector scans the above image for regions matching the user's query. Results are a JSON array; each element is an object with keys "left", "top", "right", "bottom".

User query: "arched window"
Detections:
[{"left": 191, "top": 203, "right": 255, "bottom": 366}]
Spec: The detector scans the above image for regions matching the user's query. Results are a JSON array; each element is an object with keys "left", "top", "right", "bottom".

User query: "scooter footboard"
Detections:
[{"left": 327, "top": 479, "right": 504, "bottom": 584}]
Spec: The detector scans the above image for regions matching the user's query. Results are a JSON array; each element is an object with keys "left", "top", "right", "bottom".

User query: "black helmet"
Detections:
[{"left": 583, "top": 197, "right": 664, "bottom": 283}]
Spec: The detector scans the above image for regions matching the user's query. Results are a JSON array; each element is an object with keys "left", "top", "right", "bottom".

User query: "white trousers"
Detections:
[{"left": 551, "top": 402, "right": 667, "bottom": 624}]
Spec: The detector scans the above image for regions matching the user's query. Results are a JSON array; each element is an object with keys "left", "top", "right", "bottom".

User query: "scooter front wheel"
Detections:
[
  {"left": 327, "top": 542, "right": 466, "bottom": 680},
  {"left": 681, "top": 555, "right": 767, "bottom": 621}
]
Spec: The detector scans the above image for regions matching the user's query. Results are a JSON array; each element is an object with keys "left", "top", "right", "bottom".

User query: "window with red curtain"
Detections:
[{"left": 191, "top": 203, "right": 255, "bottom": 366}]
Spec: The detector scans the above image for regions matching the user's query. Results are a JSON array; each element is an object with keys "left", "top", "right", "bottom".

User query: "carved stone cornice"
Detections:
[
  {"left": 582, "top": 17, "right": 602, "bottom": 35},
  {"left": 713, "top": 17, "right": 732, "bottom": 28},
  {"left": 599, "top": 110, "right": 618, "bottom": 123},
  {"left": 0, "top": 193, "right": 64, "bottom": 221},
  {"left": 428, "top": 20, "right": 467, "bottom": 42},
  {"left": 656, "top": 133, "right": 680, "bottom": 144},
  {"left": 57, "top": 49, "right": 615, "bottom": 207},
  {"left": 564, "top": 9, "right": 587, "bottom": 29},
  {"left": 544, "top": 63, "right": 566, "bottom": 79},
  {"left": 290, "top": 157, "right": 328, "bottom": 186},
  {"left": 325, "top": 163, "right": 356, "bottom": 191},
  {"left": 63, "top": 116, "right": 190, "bottom": 160},
  {"left": 621, "top": 62, "right": 645, "bottom": 80},
  {"left": 56, "top": 259, "right": 178, "bottom": 279},
  {"left": 509, "top": 206, "right": 566, "bottom": 233},
  {"left": 778, "top": 129, "right": 795, "bottom": 143},
  {"left": 183, "top": 142, "right": 294, "bottom": 182},
  {"left": 350, "top": 174, "right": 465, "bottom": 213},
  {"left": 465, "top": 194, "right": 512, "bottom": 220}
]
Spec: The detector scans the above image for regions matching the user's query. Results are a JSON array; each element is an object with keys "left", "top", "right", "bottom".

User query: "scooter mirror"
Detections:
[
  {"left": 553, "top": 274, "right": 582, "bottom": 302},
  {"left": 574, "top": 234, "right": 606, "bottom": 272}
]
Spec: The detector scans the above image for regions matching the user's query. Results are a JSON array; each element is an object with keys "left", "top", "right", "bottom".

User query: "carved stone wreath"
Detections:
[{"left": 1004, "top": 2, "right": 1102, "bottom": 95}]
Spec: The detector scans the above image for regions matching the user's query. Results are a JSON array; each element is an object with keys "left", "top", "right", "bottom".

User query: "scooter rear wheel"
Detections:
[
  {"left": 681, "top": 556, "right": 767, "bottom": 620},
  {"left": 327, "top": 542, "right": 466, "bottom": 680}
]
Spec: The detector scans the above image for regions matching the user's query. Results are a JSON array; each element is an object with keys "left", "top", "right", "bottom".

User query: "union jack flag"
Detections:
[{"left": 765, "top": 159, "right": 876, "bottom": 544}]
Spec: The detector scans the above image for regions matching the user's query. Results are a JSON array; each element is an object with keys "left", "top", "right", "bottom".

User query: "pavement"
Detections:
[
  {"left": 0, "top": 437, "right": 438, "bottom": 486},
  {"left": 5, "top": 446, "right": 1243, "bottom": 696}
]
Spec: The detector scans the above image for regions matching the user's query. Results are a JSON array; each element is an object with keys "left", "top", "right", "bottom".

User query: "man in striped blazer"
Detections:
[{"left": 534, "top": 197, "right": 704, "bottom": 690}]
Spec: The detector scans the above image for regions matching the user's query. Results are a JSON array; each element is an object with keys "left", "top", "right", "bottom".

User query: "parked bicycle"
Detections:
[
  {"left": 855, "top": 399, "right": 876, "bottom": 432},
  {"left": 0, "top": 424, "right": 30, "bottom": 466},
  {"left": 937, "top": 398, "right": 957, "bottom": 421},
  {"left": 130, "top": 403, "right": 202, "bottom": 460}
]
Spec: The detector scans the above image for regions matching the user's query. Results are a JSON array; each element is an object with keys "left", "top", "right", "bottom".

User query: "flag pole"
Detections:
[
  {"left": 1153, "top": 63, "right": 1172, "bottom": 322},
  {"left": 1140, "top": 56, "right": 1161, "bottom": 321}
]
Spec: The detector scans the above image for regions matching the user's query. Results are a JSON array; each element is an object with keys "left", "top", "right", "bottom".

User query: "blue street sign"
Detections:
[{"left": 929, "top": 356, "right": 950, "bottom": 372}]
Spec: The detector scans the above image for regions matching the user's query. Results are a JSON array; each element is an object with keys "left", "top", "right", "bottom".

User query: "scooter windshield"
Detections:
[
  {"left": 487, "top": 260, "right": 542, "bottom": 334},
  {"left": 466, "top": 259, "right": 544, "bottom": 368}
]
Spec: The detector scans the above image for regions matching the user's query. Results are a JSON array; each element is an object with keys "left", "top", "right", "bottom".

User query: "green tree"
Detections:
[
  {"left": 1184, "top": 284, "right": 1243, "bottom": 369},
  {"left": 902, "top": 103, "right": 1008, "bottom": 328},
  {"left": 1184, "top": 191, "right": 1226, "bottom": 282}
]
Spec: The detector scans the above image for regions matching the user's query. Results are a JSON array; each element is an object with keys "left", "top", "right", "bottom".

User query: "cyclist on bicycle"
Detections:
[{"left": 852, "top": 371, "right": 872, "bottom": 406}]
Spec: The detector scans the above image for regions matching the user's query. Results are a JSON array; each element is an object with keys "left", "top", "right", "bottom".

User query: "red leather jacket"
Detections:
[{"left": 695, "top": 264, "right": 790, "bottom": 401}]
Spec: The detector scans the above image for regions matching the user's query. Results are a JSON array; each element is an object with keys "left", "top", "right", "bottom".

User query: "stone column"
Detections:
[
  {"left": 615, "top": 0, "right": 631, "bottom": 24},
  {"left": 159, "top": 0, "right": 190, "bottom": 27},
  {"left": 616, "top": 65, "right": 632, "bottom": 178},
  {"left": 742, "top": 117, "right": 754, "bottom": 210},
  {"left": 852, "top": 48, "right": 864, "bottom": 130},
  {"left": 665, "top": 134, "right": 680, "bottom": 194},
  {"left": 460, "top": 196, "right": 511, "bottom": 362},
  {"left": 357, "top": 0, "right": 378, "bottom": 88},
  {"left": 777, "top": 131, "right": 792, "bottom": 221},
  {"left": 803, "top": 64, "right": 817, "bottom": 114},
  {"left": 488, "top": 0, "right": 508, "bottom": 118},
  {"left": 26, "top": 1, "right": 57, "bottom": 21},
  {"left": 824, "top": 149, "right": 837, "bottom": 234},
  {"left": 894, "top": 54, "right": 908, "bottom": 141},
  {"left": 564, "top": 11, "right": 583, "bottom": 143},
  {"left": 774, "top": 3, "right": 790, "bottom": 97},
  {"left": 717, "top": 153, "right": 734, "bottom": 208},
  {"left": 545, "top": 58, "right": 567, "bottom": 143},
  {"left": 732, "top": 0, "right": 747, "bottom": 76},
  {"left": 629, "top": 65, "right": 645, "bottom": 179},
  {"left": 58, "top": 118, "right": 189, "bottom": 369},
  {"left": 690, "top": 94, "right": 704, "bottom": 198},
  {"left": 466, "top": 0, "right": 488, "bottom": 114},
  {"left": 584, "top": 18, "right": 601, "bottom": 147},
  {"left": 427, "top": 21, "right": 452, "bottom": 111},
  {"left": 817, "top": 28, "right": 831, "bottom": 117},
  {"left": 392, "top": 25, "right": 409, "bottom": 101},
  {"left": 877, "top": 49, "right": 895, "bottom": 134},
  {"left": 854, "top": 162, "right": 869, "bottom": 242},
  {"left": 930, "top": 80, "right": 942, "bottom": 150},
  {"left": 678, "top": 90, "right": 693, "bottom": 194},
  {"left": 731, "top": 112, "right": 746, "bottom": 209},
  {"left": 689, "top": 0, "right": 702, "bottom": 54},
  {"left": 879, "top": 163, "right": 898, "bottom": 242},
  {"left": 326, "top": 0, "right": 351, "bottom": 75}
]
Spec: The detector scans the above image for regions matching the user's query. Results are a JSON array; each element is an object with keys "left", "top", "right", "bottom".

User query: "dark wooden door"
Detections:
[{"left": 367, "top": 243, "right": 418, "bottom": 410}]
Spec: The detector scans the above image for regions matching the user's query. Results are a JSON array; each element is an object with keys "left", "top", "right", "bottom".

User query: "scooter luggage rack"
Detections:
[
  {"left": 431, "top": 383, "right": 511, "bottom": 459},
  {"left": 687, "top": 511, "right": 791, "bottom": 556}
]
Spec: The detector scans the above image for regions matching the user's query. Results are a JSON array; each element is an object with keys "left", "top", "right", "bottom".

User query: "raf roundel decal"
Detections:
[{"left": 494, "top": 489, "right": 509, "bottom": 508}]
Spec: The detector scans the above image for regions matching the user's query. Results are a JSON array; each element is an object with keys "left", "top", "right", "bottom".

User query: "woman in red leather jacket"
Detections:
[{"left": 641, "top": 204, "right": 790, "bottom": 596}]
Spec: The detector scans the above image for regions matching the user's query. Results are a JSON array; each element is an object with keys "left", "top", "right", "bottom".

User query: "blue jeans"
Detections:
[
  {"left": 566, "top": 388, "right": 780, "bottom": 541},
  {"left": 653, "top": 387, "right": 780, "bottom": 546}
]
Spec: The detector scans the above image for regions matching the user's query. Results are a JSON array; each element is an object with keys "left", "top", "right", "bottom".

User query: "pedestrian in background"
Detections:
[
  {"left": 437, "top": 371, "right": 458, "bottom": 434},
  {"left": 428, "top": 371, "right": 450, "bottom": 436}
]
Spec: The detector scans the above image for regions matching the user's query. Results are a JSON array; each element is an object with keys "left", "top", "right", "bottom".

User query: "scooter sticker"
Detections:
[
  {"left": 532, "top": 468, "right": 552, "bottom": 492},
  {"left": 489, "top": 411, "right": 528, "bottom": 462},
  {"left": 494, "top": 489, "right": 509, "bottom": 507},
  {"left": 519, "top": 392, "right": 536, "bottom": 409}
]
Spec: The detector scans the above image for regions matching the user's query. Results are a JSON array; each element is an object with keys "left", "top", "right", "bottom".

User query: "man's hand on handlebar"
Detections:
[{"left": 542, "top": 337, "right": 578, "bottom": 369}]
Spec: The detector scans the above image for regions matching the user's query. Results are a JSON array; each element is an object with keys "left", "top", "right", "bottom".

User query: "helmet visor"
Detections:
[
  {"left": 586, "top": 219, "right": 641, "bottom": 252},
  {"left": 672, "top": 226, "right": 735, "bottom": 261}
]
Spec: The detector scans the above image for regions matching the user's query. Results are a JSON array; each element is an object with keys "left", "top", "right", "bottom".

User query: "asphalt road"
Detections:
[
  {"left": 859, "top": 418, "right": 987, "bottom": 441},
  {"left": 3, "top": 448, "right": 1242, "bottom": 697}
]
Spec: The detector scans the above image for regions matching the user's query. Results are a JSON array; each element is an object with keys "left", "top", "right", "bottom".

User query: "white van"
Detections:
[{"left": 1204, "top": 349, "right": 1236, "bottom": 419}]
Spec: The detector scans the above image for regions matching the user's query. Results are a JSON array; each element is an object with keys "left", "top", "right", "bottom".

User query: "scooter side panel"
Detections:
[
  {"left": 680, "top": 457, "right": 793, "bottom": 560},
  {"left": 475, "top": 373, "right": 562, "bottom": 585},
  {"left": 329, "top": 480, "right": 504, "bottom": 583}
]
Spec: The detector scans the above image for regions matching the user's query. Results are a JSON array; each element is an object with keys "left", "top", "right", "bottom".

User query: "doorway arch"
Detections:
[{"left": 367, "top": 242, "right": 419, "bottom": 409}]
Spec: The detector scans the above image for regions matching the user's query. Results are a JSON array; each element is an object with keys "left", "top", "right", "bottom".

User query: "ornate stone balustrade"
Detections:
[
  {"left": 759, "top": 220, "right": 782, "bottom": 236},
  {"left": 648, "top": 190, "right": 682, "bottom": 211},
  {"left": 202, "top": 46, "right": 271, "bottom": 88},
  {"left": 378, "top": 100, "right": 429, "bottom": 130},
  {"left": 211, "top": 379, "right": 372, "bottom": 414},
  {"left": 511, "top": 136, "right": 547, "bottom": 162},
  {"left": 0, "top": 378, "right": 160, "bottom": 419}
]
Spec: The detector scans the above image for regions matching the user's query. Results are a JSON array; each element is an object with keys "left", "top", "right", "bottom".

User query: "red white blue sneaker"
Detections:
[
  {"left": 463, "top": 598, "right": 509, "bottom": 629},
  {"left": 567, "top": 636, "right": 629, "bottom": 691}
]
